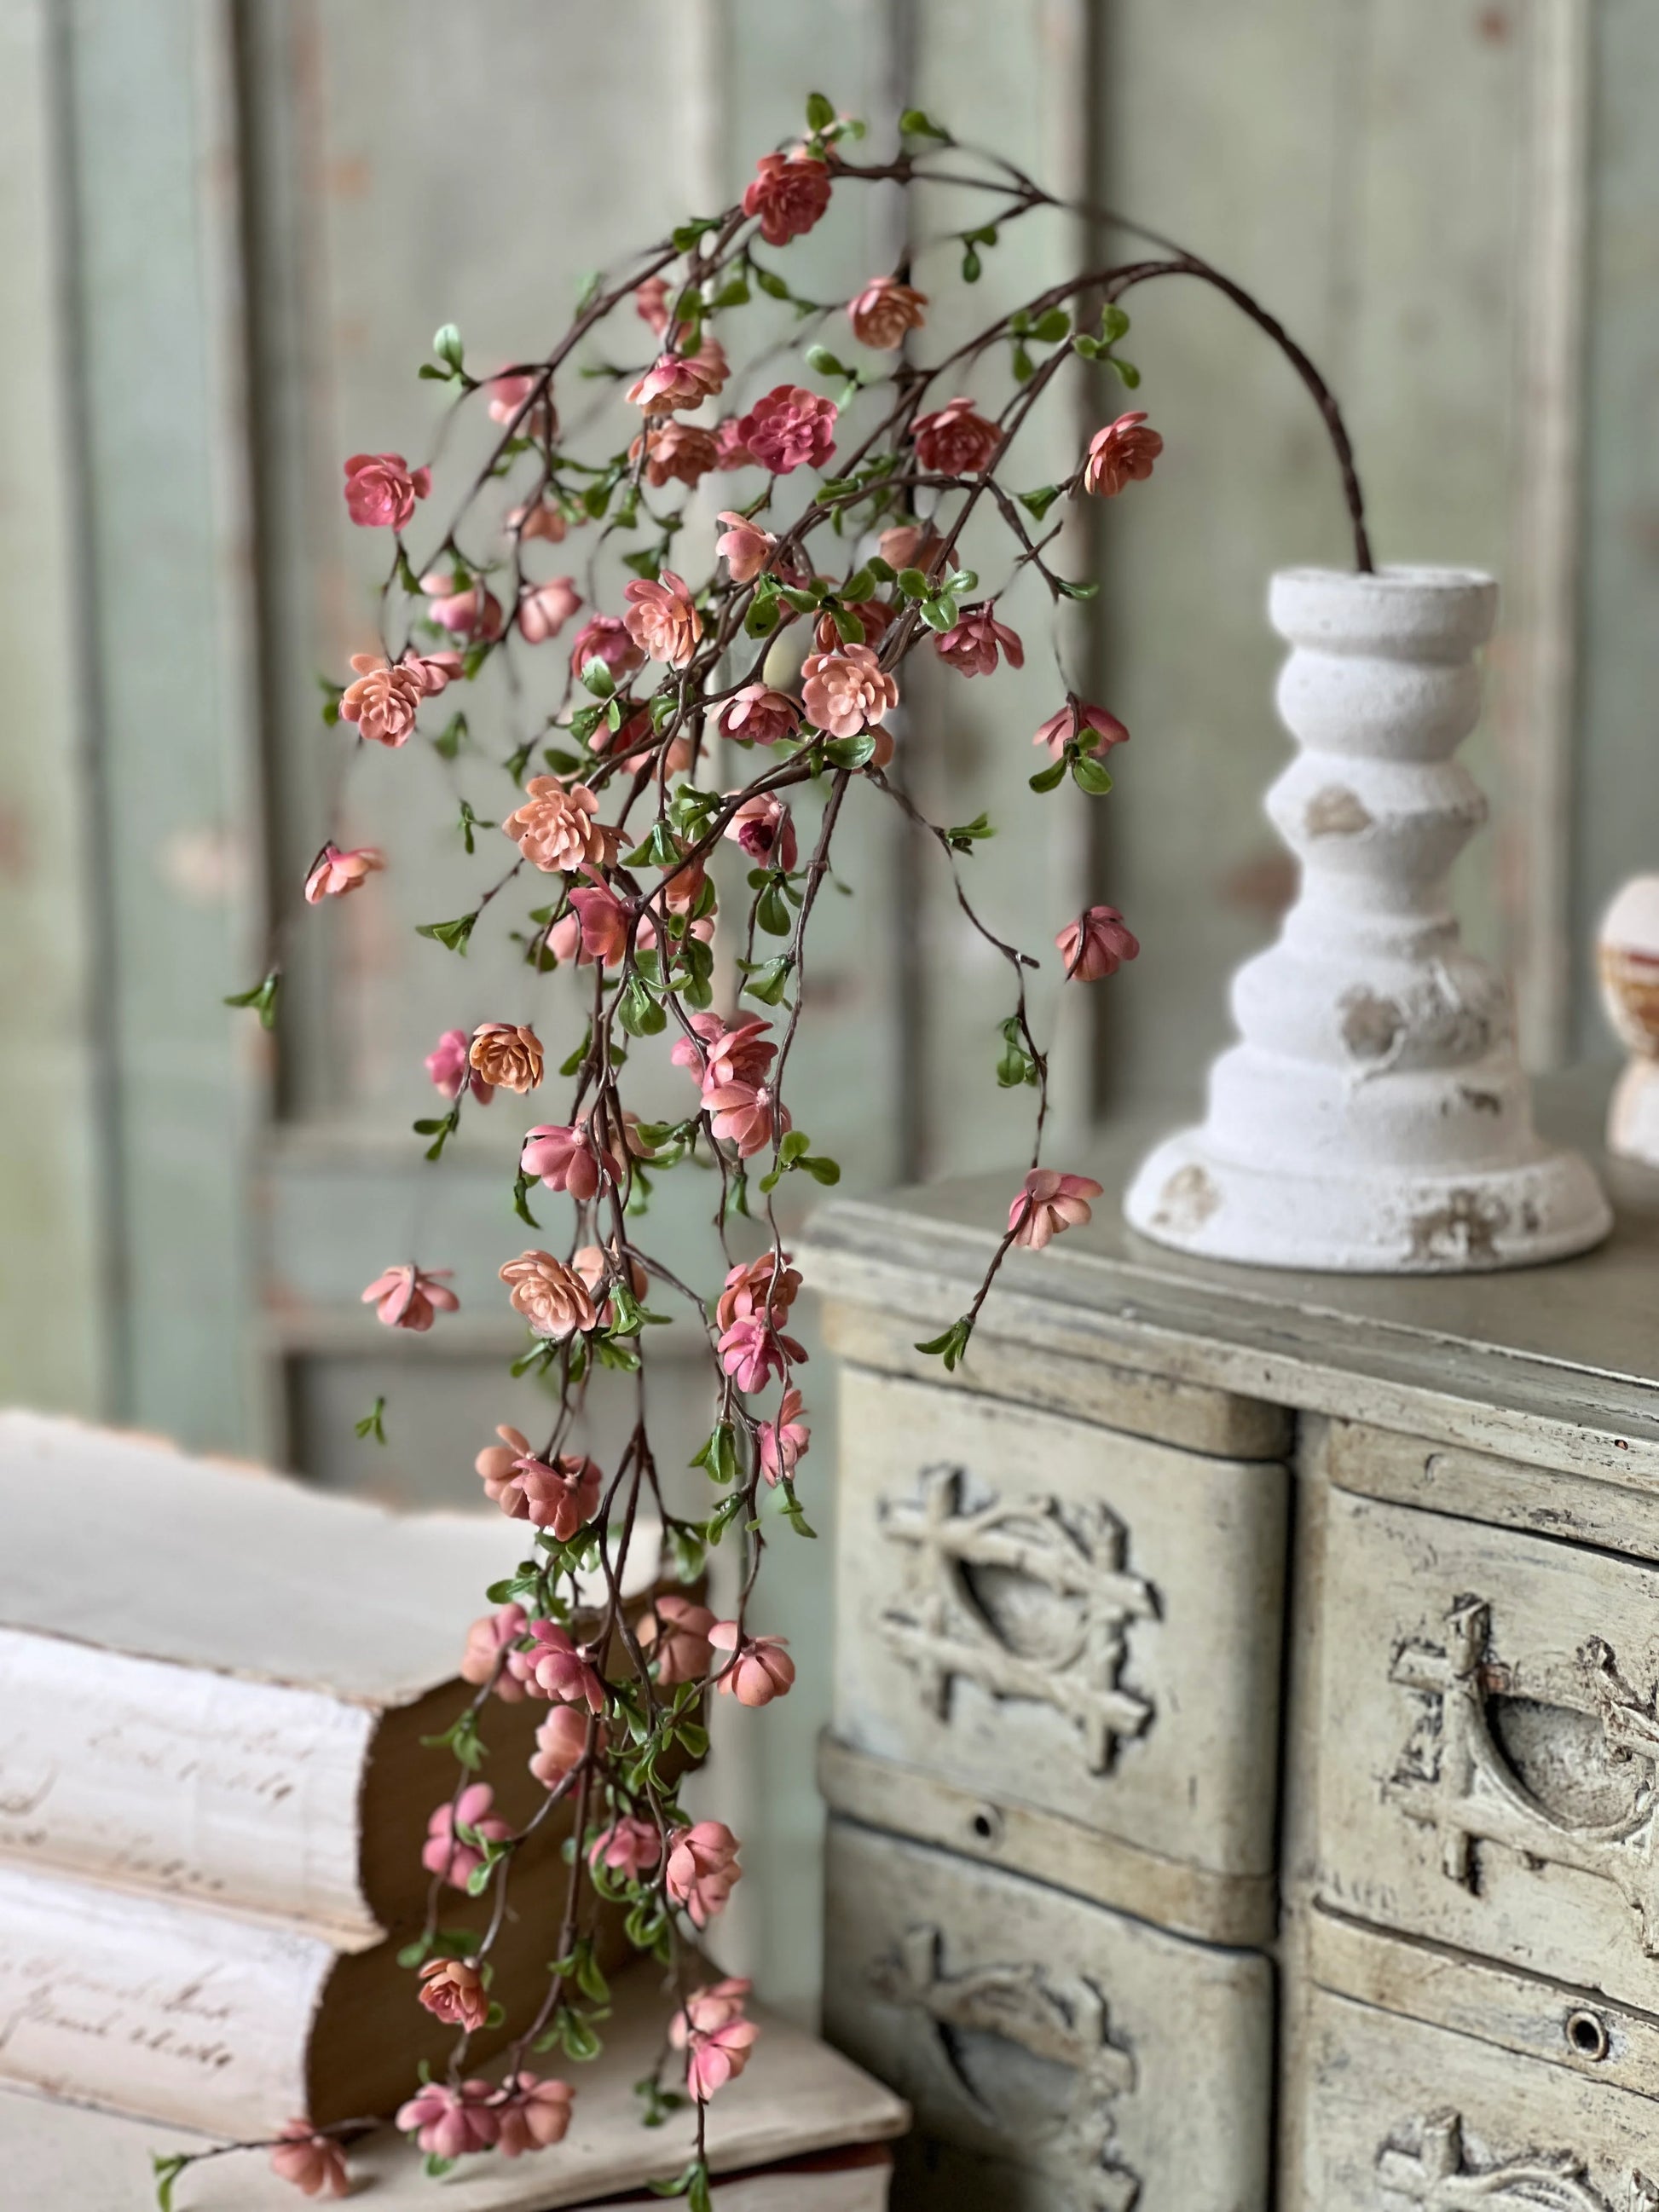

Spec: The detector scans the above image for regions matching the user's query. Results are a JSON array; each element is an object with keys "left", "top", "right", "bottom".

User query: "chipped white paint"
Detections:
[
  {"left": 1597, "top": 875, "right": 1659, "bottom": 1165},
  {"left": 1124, "top": 566, "right": 1610, "bottom": 1272}
]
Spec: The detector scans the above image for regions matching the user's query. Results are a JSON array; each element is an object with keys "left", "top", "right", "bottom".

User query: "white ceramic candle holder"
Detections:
[
  {"left": 1124, "top": 565, "right": 1610, "bottom": 1272},
  {"left": 1598, "top": 875, "right": 1659, "bottom": 1167}
]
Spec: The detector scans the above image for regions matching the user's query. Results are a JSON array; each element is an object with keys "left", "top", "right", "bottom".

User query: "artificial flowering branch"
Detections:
[{"left": 199, "top": 93, "right": 1371, "bottom": 2205}]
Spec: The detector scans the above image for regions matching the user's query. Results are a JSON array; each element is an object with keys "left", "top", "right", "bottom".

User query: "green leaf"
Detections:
[
  {"left": 1110, "top": 357, "right": 1142, "bottom": 390},
  {"left": 355, "top": 1395, "right": 387, "bottom": 1446},
  {"left": 915, "top": 1314, "right": 974, "bottom": 1372},
  {"left": 805, "top": 343, "right": 850, "bottom": 380},
  {"left": 1032, "top": 307, "right": 1072, "bottom": 344},
  {"left": 1028, "top": 757, "right": 1067, "bottom": 794},
  {"left": 841, "top": 566, "right": 876, "bottom": 603},
  {"left": 822, "top": 731, "right": 878, "bottom": 771},
  {"left": 753, "top": 265, "right": 791, "bottom": 300},
  {"left": 920, "top": 597, "right": 957, "bottom": 633},
  {"left": 691, "top": 1424, "right": 741, "bottom": 1486},
  {"left": 672, "top": 217, "right": 720, "bottom": 251},
  {"left": 512, "top": 1170, "right": 541, "bottom": 1229},
  {"left": 1018, "top": 484, "right": 1061, "bottom": 522},
  {"left": 417, "top": 362, "right": 450, "bottom": 382},
  {"left": 559, "top": 1023, "right": 592, "bottom": 1078},
  {"left": 997, "top": 1014, "right": 1038, "bottom": 1090},
  {"left": 944, "top": 811, "right": 994, "bottom": 852},
  {"left": 432, "top": 710, "right": 467, "bottom": 759},
  {"left": 1056, "top": 577, "right": 1100, "bottom": 602},
  {"left": 1100, "top": 302, "right": 1131, "bottom": 344},
  {"left": 899, "top": 107, "right": 951, "bottom": 141},
  {"left": 1012, "top": 342, "right": 1034, "bottom": 384},
  {"left": 739, "top": 955, "right": 793, "bottom": 1006},
  {"left": 433, "top": 321, "right": 465, "bottom": 374},
  {"left": 1071, "top": 754, "right": 1115, "bottom": 796},
  {"left": 580, "top": 656, "right": 616, "bottom": 698},
  {"left": 801, "top": 1153, "right": 841, "bottom": 1185},
  {"left": 709, "top": 275, "right": 750, "bottom": 308},
  {"left": 619, "top": 976, "right": 667, "bottom": 1037},
  {"left": 1072, "top": 333, "right": 1101, "bottom": 361},
  {"left": 896, "top": 567, "right": 929, "bottom": 600},
  {"left": 424, "top": 2155, "right": 456, "bottom": 2179},
  {"left": 961, "top": 245, "right": 982, "bottom": 284},
  {"left": 223, "top": 969, "right": 280, "bottom": 1031},
  {"left": 623, "top": 821, "right": 681, "bottom": 869},
  {"left": 415, "top": 911, "right": 477, "bottom": 955},
  {"left": 152, "top": 2153, "right": 189, "bottom": 2211},
  {"left": 805, "top": 90, "right": 836, "bottom": 131}
]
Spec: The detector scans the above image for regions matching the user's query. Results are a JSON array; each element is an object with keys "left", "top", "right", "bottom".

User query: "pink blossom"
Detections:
[
  {"left": 664, "top": 1820, "right": 743, "bottom": 1928},
  {"left": 343, "top": 451, "right": 430, "bottom": 530},
  {"left": 507, "top": 499, "right": 569, "bottom": 544},
  {"left": 815, "top": 597, "right": 896, "bottom": 657},
  {"left": 417, "top": 1955, "right": 488, "bottom": 2032},
  {"left": 338, "top": 652, "right": 424, "bottom": 748},
  {"left": 717, "top": 1315, "right": 806, "bottom": 1392},
  {"left": 426, "top": 1026, "right": 494, "bottom": 1104},
  {"left": 627, "top": 337, "right": 728, "bottom": 414},
  {"left": 529, "top": 1706, "right": 595, "bottom": 1788},
  {"left": 1009, "top": 1168, "right": 1106, "bottom": 1250},
  {"left": 634, "top": 276, "right": 672, "bottom": 335},
  {"left": 507, "top": 1450, "right": 604, "bottom": 1541},
  {"left": 589, "top": 1816, "right": 662, "bottom": 1880},
  {"left": 500, "top": 1250, "right": 598, "bottom": 1339},
  {"left": 715, "top": 512, "right": 777, "bottom": 585},
  {"left": 710, "top": 1620, "right": 795, "bottom": 1707},
  {"left": 716, "top": 683, "right": 801, "bottom": 748},
  {"left": 361, "top": 1263, "right": 458, "bottom": 1331},
  {"left": 1083, "top": 411, "right": 1164, "bottom": 497},
  {"left": 303, "top": 842, "right": 384, "bottom": 903},
  {"left": 421, "top": 1782, "right": 510, "bottom": 1889},
  {"left": 460, "top": 1602, "right": 529, "bottom": 1700},
  {"left": 801, "top": 643, "right": 897, "bottom": 738},
  {"left": 517, "top": 576, "right": 582, "bottom": 644},
  {"left": 670, "top": 1978, "right": 759, "bottom": 2102},
  {"left": 624, "top": 571, "right": 702, "bottom": 669},
  {"left": 848, "top": 275, "right": 928, "bottom": 349},
  {"left": 421, "top": 570, "right": 505, "bottom": 641},
  {"left": 1033, "top": 699, "right": 1130, "bottom": 761},
  {"left": 567, "top": 881, "right": 634, "bottom": 967},
  {"left": 507, "top": 1620, "right": 606, "bottom": 1710},
  {"left": 521, "top": 1119, "right": 617, "bottom": 1201},
  {"left": 725, "top": 792, "right": 797, "bottom": 869},
  {"left": 639, "top": 1595, "right": 717, "bottom": 1685},
  {"left": 737, "top": 384, "right": 838, "bottom": 476},
  {"left": 877, "top": 521, "right": 945, "bottom": 575},
  {"left": 713, "top": 417, "right": 757, "bottom": 470},
  {"left": 396, "top": 2080, "right": 500, "bottom": 2161},
  {"left": 406, "top": 649, "right": 463, "bottom": 696},
  {"left": 758, "top": 1389, "right": 810, "bottom": 1484},
  {"left": 913, "top": 396, "right": 1001, "bottom": 477},
  {"left": 1058, "top": 904, "right": 1139, "bottom": 980},
  {"left": 936, "top": 607, "right": 1024, "bottom": 678},
  {"left": 742, "top": 152, "right": 832, "bottom": 245},
  {"left": 714, "top": 1250, "right": 801, "bottom": 1331},
  {"left": 495, "top": 2073, "right": 575, "bottom": 2158},
  {"left": 475, "top": 1424, "right": 535, "bottom": 1513},
  {"left": 502, "top": 780, "right": 619, "bottom": 874},
  {"left": 269, "top": 2121, "right": 350, "bottom": 2199},
  {"left": 631, "top": 420, "right": 720, "bottom": 489},
  {"left": 569, "top": 612, "right": 646, "bottom": 685},
  {"left": 706, "top": 1084, "right": 789, "bottom": 1162},
  {"left": 486, "top": 372, "right": 557, "bottom": 440}
]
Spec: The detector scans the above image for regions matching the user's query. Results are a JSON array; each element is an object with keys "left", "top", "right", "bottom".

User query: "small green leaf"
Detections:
[
  {"left": 1110, "top": 357, "right": 1142, "bottom": 390},
  {"left": 355, "top": 1395, "right": 387, "bottom": 1445},
  {"left": 152, "top": 2153, "right": 189, "bottom": 2211},
  {"left": 1018, "top": 485, "right": 1062, "bottom": 522},
  {"left": 1012, "top": 342, "right": 1034, "bottom": 384},
  {"left": 822, "top": 731, "right": 878, "bottom": 771},
  {"left": 223, "top": 968, "right": 280, "bottom": 1031},
  {"left": 619, "top": 976, "right": 667, "bottom": 1037},
  {"left": 1100, "top": 303, "right": 1131, "bottom": 343},
  {"left": 899, "top": 107, "right": 951, "bottom": 141},
  {"left": 805, "top": 90, "right": 835, "bottom": 131},
  {"left": 1032, "top": 307, "right": 1072, "bottom": 344},
  {"left": 1072, "top": 754, "right": 1115, "bottom": 796},
  {"left": 916, "top": 1314, "right": 974, "bottom": 1372},
  {"left": 1072, "top": 333, "right": 1101, "bottom": 360},
  {"left": 672, "top": 217, "right": 720, "bottom": 251},
  {"left": 944, "top": 811, "right": 994, "bottom": 852},
  {"left": 1028, "top": 757, "right": 1067, "bottom": 794},
  {"left": 754, "top": 266, "right": 791, "bottom": 301},
  {"left": 740, "top": 955, "right": 793, "bottom": 1006},
  {"left": 433, "top": 322, "right": 465, "bottom": 374},
  {"left": 415, "top": 912, "right": 477, "bottom": 955},
  {"left": 581, "top": 657, "right": 616, "bottom": 699},
  {"left": 805, "top": 344, "right": 850, "bottom": 380},
  {"left": 432, "top": 711, "right": 467, "bottom": 759},
  {"left": 961, "top": 245, "right": 982, "bottom": 284},
  {"left": 896, "top": 566, "right": 930, "bottom": 600},
  {"left": 1056, "top": 577, "right": 1100, "bottom": 602}
]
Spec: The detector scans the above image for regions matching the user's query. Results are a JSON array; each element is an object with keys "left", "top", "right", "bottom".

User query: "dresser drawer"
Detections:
[
  {"left": 1317, "top": 1486, "right": 1659, "bottom": 2011},
  {"left": 823, "top": 1818, "right": 1273, "bottom": 2212},
  {"left": 832, "top": 1366, "right": 1288, "bottom": 1886},
  {"left": 1302, "top": 1984, "right": 1659, "bottom": 2211}
]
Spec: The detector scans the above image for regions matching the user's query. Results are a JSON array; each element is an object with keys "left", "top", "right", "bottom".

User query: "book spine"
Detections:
[
  {"left": 0, "top": 1861, "right": 329, "bottom": 2132},
  {"left": 0, "top": 1629, "right": 379, "bottom": 1941}
]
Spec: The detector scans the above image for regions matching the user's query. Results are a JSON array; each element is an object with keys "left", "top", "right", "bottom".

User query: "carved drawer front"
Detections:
[
  {"left": 832, "top": 1366, "right": 1287, "bottom": 1888},
  {"left": 823, "top": 1817, "right": 1273, "bottom": 2212},
  {"left": 1302, "top": 1985, "right": 1659, "bottom": 2212},
  {"left": 1318, "top": 1487, "right": 1659, "bottom": 2011}
]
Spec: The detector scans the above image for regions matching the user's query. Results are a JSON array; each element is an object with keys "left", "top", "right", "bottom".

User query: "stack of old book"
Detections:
[{"left": 0, "top": 1412, "right": 905, "bottom": 2207}]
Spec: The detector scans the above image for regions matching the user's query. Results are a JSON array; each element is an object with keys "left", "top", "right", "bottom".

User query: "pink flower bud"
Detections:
[
  {"left": 913, "top": 396, "right": 1000, "bottom": 477},
  {"left": 269, "top": 2120, "right": 350, "bottom": 2198},
  {"left": 848, "top": 275, "right": 928, "bottom": 350},
  {"left": 664, "top": 1820, "right": 743, "bottom": 1927},
  {"left": 495, "top": 2072, "right": 575, "bottom": 2157},
  {"left": 1058, "top": 904, "right": 1139, "bottom": 980},
  {"left": 1008, "top": 1169, "right": 1105, "bottom": 1250},
  {"left": 517, "top": 576, "right": 582, "bottom": 644},
  {"left": 420, "top": 1783, "right": 510, "bottom": 1890},
  {"left": 395, "top": 2080, "right": 500, "bottom": 2160},
  {"left": 1033, "top": 699, "right": 1130, "bottom": 760},
  {"left": 303, "top": 843, "right": 384, "bottom": 903},
  {"left": 709, "top": 1621, "right": 795, "bottom": 1707},
  {"left": 1083, "top": 411, "right": 1164, "bottom": 497},
  {"left": 425, "top": 1026, "right": 494, "bottom": 1103},
  {"left": 360, "top": 1263, "right": 458, "bottom": 1331},
  {"left": 935, "top": 608, "right": 1023, "bottom": 679},
  {"left": 417, "top": 1955, "right": 488, "bottom": 2032}
]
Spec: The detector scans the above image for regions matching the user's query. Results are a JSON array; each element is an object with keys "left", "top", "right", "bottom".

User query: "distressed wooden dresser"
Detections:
[{"left": 803, "top": 1091, "right": 1659, "bottom": 2210}]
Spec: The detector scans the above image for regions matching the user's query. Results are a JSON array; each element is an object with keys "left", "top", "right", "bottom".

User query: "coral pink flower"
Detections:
[
  {"left": 421, "top": 571, "right": 505, "bottom": 641},
  {"left": 877, "top": 521, "right": 945, "bottom": 575},
  {"left": 361, "top": 1263, "right": 458, "bottom": 1331},
  {"left": 518, "top": 576, "right": 582, "bottom": 644},
  {"left": 500, "top": 1249, "right": 599, "bottom": 1338},
  {"left": 743, "top": 151, "right": 832, "bottom": 245},
  {"left": 1009, "top": 1168, "right": 1106, "bottom": 1250},
  {"left": 486, "top": 372, "right": 557, "bottom": 440},
  {"left": 589, "top": 1816, "right": 662, "bottom": 1880},
  {"left": 566, "top": 880, "right": 635, "bottom": 967},
  {"left": 304, "top": 842, "right": 384, "bottom": 903},
  {"left": 508, "top": 498, "right": 569, "bottom": 545},
  {"left": 508, "top": 1451, "right": 604, "bottom": 1541},
  {"left": 1058, "top": 904, "right": 1139, "bottom": 980},
  {"left": 495, "top": 2073, "right": 575, "bottom": 2158},
  {"left": 502, "top": 779, "right": 619, "bottom": 873},
  {"left": 695, "top": 1015, "right": 777, "bottom": 1092},
  {"left": 1033, "top": 699, "right": 1130, "bottom": 761},
  {"left": 422, "top": 1782, "right": 510, "bottom": 1889},
  {"left": 343, "top": 452, "right": 430, "bottom": 530},
  {"left": 269, "top": 2120, "right": 350, "bottom": 2199},
  {"left": 725, "top": 792, "right": 797, "bottom": 870},
  {"left": 716, "top": 683, "right": 800, "bottom": 748},
  {"left": 665, "top": 1820, "right": 743, "bottom": 1928},
  {"left": 639, "top": 1595, "right": 717, "bottom": 1685},
  {"left": 737, "top": 384, "right": 838, "bottom": 476},
  {"left": 670, "top": 1979, "right": 759, "bottom": 2103},
  {"left": 758, "top": 1389, "right": 810, "bottom": 1484},
  {"left": 529, "top": 1706, "right": 593, "bottom": 1788},
  {"left": 569, "top": 612, "right": 646, "bottom": 686},
  {"left": 715, "top": 512, "right": 777, "bottom": 585},
  {"left": 468, "top": 1021, "right": 543, "bottom": 1094},
  {"left": 426, "top": 1026, "right": 494, "bottom": 1104},
  {"left": 475, "top": 1424, "right": 535, "bottom": 1512},
  {"left": 715, "top": 1250, "right": 801, "bottom": 1331},
  {"left": 801, "top": 643, "right": 898, "bottom": 738},
  {"left": 623, "top": 571, "right": 702, "bottom": 669},
  {"left": 338, "top": 652, "right": 425, "bottom": 748},
  {"left": 631, "top": 420, "right": 720, "bottom": 489},
  {"left": 936, "top": 607, "right": 1024, "bottom": 678},
  {"left": 627, "top": 338, "right": 729, "bottom": 414},
  {"left": 417, "top": 1955, "right": 489, "bottom": 2032},
  {"left": 396, "top": 2081, "right": 500, "bottom": 2160},
  {"left": 913, "top": 396, "right": 1001, "bottom": 477},
  {"left": 1084, "top": 410, "right": 1164, "bottom": 497},
  {"left": 848, "top": 275, "right": 928, "bottom": 349},
  {"left": 706, "top": 1084, "right": 789, "bottom": 1161},
  {"left": 460, "top": 1602, "right": 529, "bottom": 1701},
  {"left": 521, "top": 1119, "right": 619, "bottom": 1201},
  {"left": 713, "top": 416, "right": 757, "bottom": 470},
  {"left": 718, "top": 1315, "right": 806, "bottom": 1392},
  {"left": 634, "top": 275, "right": 672, "bottom": 334},
  {"left": 710, "top": 1621, "right": 795, "bottom": 1707},
  {"left": 507, "top": 1620, "right": 606, "bottom": 1710}
]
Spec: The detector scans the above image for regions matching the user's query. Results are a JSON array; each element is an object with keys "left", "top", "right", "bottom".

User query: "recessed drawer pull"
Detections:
[
  {"left": 1375, "top": 2109, "right": 1658, "bottom": 2210},
  {"left": 1387, "top": 1598, "right": 1659, "bottom": 1949}
]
